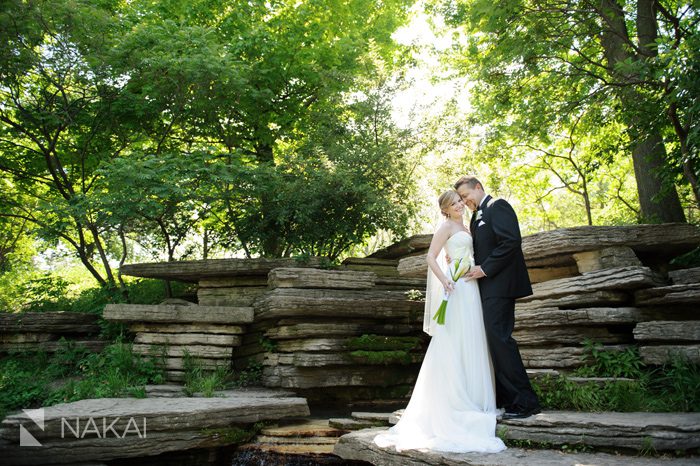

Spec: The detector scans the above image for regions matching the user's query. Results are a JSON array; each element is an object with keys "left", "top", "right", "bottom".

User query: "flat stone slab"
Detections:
[
  {"left": 260, "top": 418, "right": 346, "bottom": 438},
  {"left": 128, "top": 323, "right": 245, "bottom": 334},
  {"left": 522, "top": 223, "right": 700, "bottom": 268},
  {"left": 134, "top": 332, "right": 241, "bottom": 346},
  {"left": 197, "top": 286, "right": 267, "bottom": 306},
  {"left": 103, "top": 304, "right": 254, "bottom": 324},
  {"left": 396, "top": 254, "right": 428, "bottom": 278},
  {"left": 119, "top": 257, "right": 324, "bottom": 281},
  {"left": 515, "top": 290, "right": 630, "bottom": 311},
  {"left": 522, "top": 266, "right": 665, "bottom": 303},
  {"left": 0, "top": 312, "right": 100, "bottom": 334},
  {"left": 520, "top": 346, "right": 627, "bottom": 369},
  {"left": 516, "top": 307, "right": 649, "bottom": 328},
  {"left": 669, "top": 267, "right": 700, "bottom": 285},
  {"left": 264, "top": 322, "right": 415, "bottom": 339},
  {"left": 0, "top": 391, "right": 309, "bottom": 465},
  {"left": 268, "top": 268, "right": 376, "bottom": 290},
  {"left": 262, "top": 365, "right": 419, "bottom": 389},
  {"left": 500, "top": 411, "right": 700, "bottom": 451},
  {"left": 0, "top": 339, "right": 105, "bottom": 354},
  {"left": 384, "top": 224, "right": 700, "bottom": 269},
  {"left": 329, "top": 418, "right": 386, "bottom": 430},
  {"left": 635, "top": 283, "right": 700, "bottom": 306},
  {"left": 640, "top": 345, "right": 700, "bottom": 365},
  {"left": 334, "top": 427, "right": 700, "bottom": 465},
  {"left": 368, "top": 234, "right": 432, "bottom": 259},
  {"left": 255, "top": 288, "right": 423, "bottom": 321},
  {"left": 634, "top": 321, "right": 700, "bottom": 342}
]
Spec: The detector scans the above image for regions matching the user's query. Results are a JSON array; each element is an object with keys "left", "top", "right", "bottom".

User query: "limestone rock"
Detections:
[
  {"left": 263, "top": 352, "right": 424, "bottom": 367},
  {"left": 500, "top": 411, "right": 700, "bottom": 451},
  {"left": 275, "top": 338, "right": 349, "bottom": 353},
  {"left": 513, "top": 327, "right": 630, "bottom": 346},
  {"left": 128, "top": 323, "right": 245, "bottom": 335},
  {"left": 132, "top": 343, "right": 233, "bottom": 359},
  {"left": 262, "top": 365, "right": 419, "bottom": 389},
  {"left": 342, "top": 257, "right": 399, "bottom": 277},
  {"left": 522, "top": 223, "right": 700, "bottom": 268},
  {"left": 199, "top": 277, "right": 269, "bottom": 287},
  {"left": 516, "top": 307, "right": 648, "bottom": 328},
  {"left": 527, "top": 265, "right": 579, "bottom": 284},
  {"left": 640, "top": 345, "right": 700, "bottom": 364},
  {"left": 0, "top": 312, "right": 100, "bottom": 333},
  {"left": 134, "top": 332, "right": 241, "bottom": 346},
  {"left": 396, "top": 254, "right": 428, "bottom": 278},
  {"left": 0, "top": 339, "right": 105, "bottom": 353},
  {"left": 374, "top": 276, "right": 427, "bottom": 290},
  {"left": 119, "top": 257, "right": 323, "bottom": 281},
  {"left": 634, "top": 321, "right": 700, "bottom": 342},
  {"left": 515, "top": 290, "right": 630, "bottom": 311},
  {"left": 669, "top": 267, "right": 700, "bottom": 285},
  {"left": 333, "top": 427, "right": 698, "bottom": 465},
  {"left": 161, "top": 357, "right": 227, "bottom": 371},
  {"left": 264, "top": 322, "right": 416, "bottom": 340},
  {"left": 573, "top": 246, "right": 641, "bottom": 273},
  {"left": 0, "top": 392, "right": 309, "bottom": 465},
  {"left": 268, "top": 268, "right": 376, "bottom": 290},
  {"left": 519, "top": 346, "right": 627, "bottom": 369},
  {"left": 635, "top": 283, "right": 700, "bottom": 306},
  {"left": 523, "top": 266, "right": 666, "bottom": 303},
  {"left": 368, "top": 234, "right": 432, "bottom": 259},
  {"left": 0, "top": 333, "right": 56, "bottom": 343},
  {"left": 103, "top": 304, "right": 254, "bottom": 324},
  {"left": 255, "top": 288, "right": 423, "bottom": 321},
  {"left": 196, "top": 286, "right": 267, "bottom": 306}
]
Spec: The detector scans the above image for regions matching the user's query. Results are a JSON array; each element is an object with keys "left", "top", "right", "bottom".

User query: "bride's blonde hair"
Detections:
[{"left": 438, "top": 190, "right": 460, "bottom": 219}]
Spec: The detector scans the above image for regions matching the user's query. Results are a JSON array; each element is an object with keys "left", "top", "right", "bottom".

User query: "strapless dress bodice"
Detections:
[{"left": 445, "top": 231, "right": 473, "bottom": 261}]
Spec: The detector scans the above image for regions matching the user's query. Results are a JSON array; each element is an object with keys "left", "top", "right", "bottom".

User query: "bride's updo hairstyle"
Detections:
[{"left": 438, "top": 190, "right": 460, "bottom": 219}]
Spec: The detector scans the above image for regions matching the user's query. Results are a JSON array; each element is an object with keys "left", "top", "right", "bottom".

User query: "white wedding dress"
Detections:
[{"left": 374, "top": 231, "right": 505, "bottom": 453}]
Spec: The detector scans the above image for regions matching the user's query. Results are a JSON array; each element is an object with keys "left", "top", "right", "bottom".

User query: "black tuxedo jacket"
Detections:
[{"left": 470, "top": 195, "right": 533, "bottom": 299}]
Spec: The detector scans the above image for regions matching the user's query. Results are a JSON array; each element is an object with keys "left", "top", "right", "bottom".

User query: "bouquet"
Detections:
[{"left": 432, "top": 256, "right": 473, "bottom": 325}]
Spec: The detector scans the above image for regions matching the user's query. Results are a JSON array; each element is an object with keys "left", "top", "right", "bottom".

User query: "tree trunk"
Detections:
[
  {"left": 597, "top": 0, "right": 686, "bottom": 223},
  {"left": 256, "top": 142, "right": 283, "bottom": 257},
  {"left": 631, "top": 132, "right": 686, "bottom": 222}
]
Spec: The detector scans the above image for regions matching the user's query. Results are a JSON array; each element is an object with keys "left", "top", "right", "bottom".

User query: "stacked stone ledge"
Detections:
[
  {"left": 0, "top": 312, "right": 103, "bottom": 354},
  {"left": 103, "top": 303, "right": 253, "bottom": 380},
  {"left": 239, "top": 267, "right": 427, "bottom": 407},
  {"left": 394, "top": 223, "right": 700, "bottom": 371}
]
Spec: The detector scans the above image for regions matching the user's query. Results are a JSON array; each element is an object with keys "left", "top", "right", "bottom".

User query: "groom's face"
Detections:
[{"left": 456, "top": 183, "right": 484, "bottom": 212}]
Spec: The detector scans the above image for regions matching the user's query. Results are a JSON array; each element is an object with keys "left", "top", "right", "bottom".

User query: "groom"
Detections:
[{"left": 455, "top": 176, "right": 541, "bottom": 419}]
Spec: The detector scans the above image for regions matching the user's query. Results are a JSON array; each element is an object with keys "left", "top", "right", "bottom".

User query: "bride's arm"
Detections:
[{"left": 426, "top": 226, "right": 453, "bottom": 293}]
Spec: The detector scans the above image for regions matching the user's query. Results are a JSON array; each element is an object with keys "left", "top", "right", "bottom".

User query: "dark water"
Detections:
[
  {"left": 230, "top": 450, "right": 370, "bottom": 466},
  {"left": 107, "top": 446, "right": 370, "bottom": 466}
]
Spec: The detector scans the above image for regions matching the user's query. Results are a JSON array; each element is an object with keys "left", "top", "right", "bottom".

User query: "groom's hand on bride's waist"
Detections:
[{"left": 464, "top": 266, "right": 486, "bottom": 280}]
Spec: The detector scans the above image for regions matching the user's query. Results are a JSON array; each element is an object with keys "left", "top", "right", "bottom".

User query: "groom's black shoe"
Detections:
[{"left": 501, "top": 407, "right": 541, "bottom": 420}]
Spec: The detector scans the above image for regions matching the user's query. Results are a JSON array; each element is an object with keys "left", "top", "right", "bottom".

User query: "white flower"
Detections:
[{"left": 476, "top": 210, "right": 483, "bottom": 221}]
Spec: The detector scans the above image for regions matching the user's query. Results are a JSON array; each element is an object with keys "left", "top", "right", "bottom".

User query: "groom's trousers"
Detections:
[{"left": 482, "top": 296, "right": 540, "bottom": 411}]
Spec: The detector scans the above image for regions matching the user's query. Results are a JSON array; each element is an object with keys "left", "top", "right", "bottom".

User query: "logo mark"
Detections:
[{"left": 19, "top": 408, "right": 44, "bottom": 447}]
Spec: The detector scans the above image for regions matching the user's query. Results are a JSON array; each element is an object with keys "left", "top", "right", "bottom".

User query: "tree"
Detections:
[
  {"left": 0, "top": 0, "right": 132, "bottom": 290},
  {"left": 434, "top": 0, "right": 698, "bottom": 222},
  {"left": 0, "top": 0, "right": 419, "bottom": 290}
]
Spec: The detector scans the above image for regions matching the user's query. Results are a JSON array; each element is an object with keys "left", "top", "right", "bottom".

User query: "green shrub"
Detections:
[
  {"left": 0, "top": 340, "right": 165, "bottom": 419},
  {"left": 534, "top": 343, "right": 700, "bottom": 413}
]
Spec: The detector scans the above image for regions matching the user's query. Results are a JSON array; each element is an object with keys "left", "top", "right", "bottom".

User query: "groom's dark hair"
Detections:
[{"left": 454, "top": 176, "right": 482, "bottom": 190}]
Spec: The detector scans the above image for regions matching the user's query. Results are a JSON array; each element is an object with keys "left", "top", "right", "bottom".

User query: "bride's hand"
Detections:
[{"left": 442, "top": 279, "right": 455, "bottom": 293}]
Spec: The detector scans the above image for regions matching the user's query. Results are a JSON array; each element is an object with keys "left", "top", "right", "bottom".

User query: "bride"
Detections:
[{"left": 374, "top": 189, "right": 506, "bottom": 453}]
